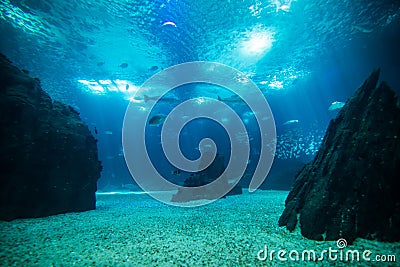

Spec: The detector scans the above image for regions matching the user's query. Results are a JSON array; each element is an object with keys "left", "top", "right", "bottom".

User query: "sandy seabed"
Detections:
[{"left": 0, "top": 190, "right": 398, "bottom": 266}]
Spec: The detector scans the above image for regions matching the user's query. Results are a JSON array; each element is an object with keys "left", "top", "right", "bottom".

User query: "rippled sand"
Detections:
[{"left": 0, "top": 190, "right": 398, "bottom": 266}]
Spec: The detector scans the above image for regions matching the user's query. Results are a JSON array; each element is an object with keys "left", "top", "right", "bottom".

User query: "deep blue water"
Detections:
[{"left": 1, "top": 0, "right": 399, "bottom": 191}]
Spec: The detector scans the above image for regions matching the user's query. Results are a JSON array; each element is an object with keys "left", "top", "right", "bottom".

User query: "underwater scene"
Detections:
[{"left": 1, "top": 0, "right": 400, "bottom": 266}]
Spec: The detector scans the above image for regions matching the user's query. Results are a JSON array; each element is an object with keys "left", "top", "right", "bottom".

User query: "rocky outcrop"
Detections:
[
  {"left": 0, "top": 54, "right": 102, "bottom": 221},
  {"left": 171, "top": 153, "right": 242, "bottom": 202},
  {"left": 278, "top": 69, "right": 400, "bottom": 243}
]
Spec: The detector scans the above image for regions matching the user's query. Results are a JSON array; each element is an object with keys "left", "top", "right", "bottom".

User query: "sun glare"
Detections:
[{"left": 240, "top": 28, "right": 274, "bottom": 57}]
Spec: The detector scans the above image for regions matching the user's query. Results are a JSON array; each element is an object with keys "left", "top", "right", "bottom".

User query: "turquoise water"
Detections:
[
  {"left": 1, "top": 0, "right": 400, "bottom": 265},
  {"left": 1, "top": 0, "right": 399, "bottom": 195}
]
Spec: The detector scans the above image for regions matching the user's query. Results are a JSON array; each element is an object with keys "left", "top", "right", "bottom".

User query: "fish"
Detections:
[
  {"left": 97, "top": 62, "right": 105, "bottom": 66},
  {"left": 282, "top": 119, "right": 299, "bottom": 126},
  {"left": 126, "top": 84, "right": 129, "bottom": 90},
  {"left": 351, "top": 25, "right": 373, "bottom": 34},
  {"left": 94, "top": 127, "right": 98, "bottom": 134},
  {"left": 143, "top": 94, "right": 179, "bottom": 103},
  {"left": 328, "top": 101, "right": 345, "bottom": 111},
  {"left": 130, "top": 94, "right": 179, "bottom": 103},
  {"left": 172, "top": 169, "right": 181, "bottom": 175},
  {"left": 149, "top": 114, "right": 167, "bottom": 126},
  {"left": 217, "top": 95, "right": 243, "bottom": 103},
  {"left": 149, "top": 65, "right": 159, "bottom": 71},
  {"left": 104, "top": 131, "right": 113, "bottom": 135},
  {"left": 274, "top": 128, "right": 325, "bottom": 160},
  {"left": 274, "top": 0, "right": 291, "bottom": 12},
  {"left": 162, "top": 21, "right": 177, "bottom": 27},
  {"left": 119, "top": 63, "right": 128, "bottom": 68}
]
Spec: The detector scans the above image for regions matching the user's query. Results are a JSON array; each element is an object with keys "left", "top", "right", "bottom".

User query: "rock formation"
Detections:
[
  {"left": 279, "top": 69, "right": 400, "bottom": 243},
  {"left": 0, "top": 54, "right": 102, "bottom": 221},
  {"left": 171, "top": 153, "right": 242, "bottom": 202}
]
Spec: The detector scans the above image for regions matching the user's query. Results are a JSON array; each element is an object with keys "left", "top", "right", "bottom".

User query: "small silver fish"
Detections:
[
  {"left": 328, "top": 101, "right": 345, "bottom": 111},
  {"left": 282, "top": 119, "right": 299, "bottom": 126}
]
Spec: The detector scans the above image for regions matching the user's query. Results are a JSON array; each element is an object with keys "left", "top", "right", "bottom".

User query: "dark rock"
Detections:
[
  {"left": 0, "top": 54, "right": 102, "bottom": 221},
  {"left": 171, "top": 153, "right": 242, "bottom": 202},
  {"left": 278, "top": 69, "right": 400, "bottom": 244}
]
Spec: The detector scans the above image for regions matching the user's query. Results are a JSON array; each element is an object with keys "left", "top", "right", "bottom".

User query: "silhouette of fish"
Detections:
[
  {"left": 149, "top": 114, "right": 167, "bottom": 126},
  {"left": 328, "top": 101, "right": 345, "bottom": 111},
  {"left": 172, "top": 169, "right": 181, "bottom": 175},
  {"left": 217, "top": 95, "right": 243, "bottom": 103},
  {"left": 149, "top": 65, "right": 158, "bottom": 71},
  {"left": 282, "top": 120, "right": 299, "bottom": 126},
  {"left": 119, "top": 63, "right": 128, "bottom": 68}
]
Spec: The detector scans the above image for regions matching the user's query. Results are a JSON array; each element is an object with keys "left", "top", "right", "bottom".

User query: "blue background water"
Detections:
[{"left": 1, "top": 0, "right": 399, "bottom": 190}]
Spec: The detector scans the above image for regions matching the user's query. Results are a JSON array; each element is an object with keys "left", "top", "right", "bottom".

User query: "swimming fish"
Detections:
[
  {"left": 149, "top": 114, "right": 167, "bottom": 126},
  {"left": 143, "top": 94, "right": 179, "bottom": 103},
  {"left": 217, "top": 95, "right": 243, "bottom": 103},
  {"left": 274, "top": 128, "right": 325, "bottom": 160},
  {"left": 149, "top": 65, "right": 159, "bottom": 71},
  {"left": 104, "top": 131, "right": 113, "bottom": 135},
  {"left": 126, "top": 84, "right": 129, "bottom": 90},
  {"left": 351, "top": 25, "right": 373, "bottom": 34},
  {"left": 274, "top": 0, "right": 291, "bottom": 12},
  {"left": 282, "top": 119, "right": 299, "bottom": 126},
  {"left": 94, "top": 127, "right": 98, "bottom": 134},
  {"left": 162, "top": 21, "right": 177, "bottom": 27},
  {"left": 172, "top": 169, "right": 181, "bottom": 175},
  {"left": 97, "top": 62, "right": 105, "bottom": 66},
  {"left": 119, "top": 63, "right": 128, "bottom": 68},
  {"left": 328, "top": 101, "right": 345, "bottom": 111}
]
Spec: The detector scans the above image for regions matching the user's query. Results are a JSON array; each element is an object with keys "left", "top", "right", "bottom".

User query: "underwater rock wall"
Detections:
[
  {"left": 278, "top": 69, "right": 400, "bottom": 243},
  {"left": 0, "top": 54, "right": 102, "bottom": 221}
]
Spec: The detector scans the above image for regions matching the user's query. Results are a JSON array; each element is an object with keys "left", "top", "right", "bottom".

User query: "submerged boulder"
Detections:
[
  {"left": 0, "top": 54, "right": 102, "bottom": 221},
  {"left": 171, "top": 153, "right": 242, "bottom": 202},
  {"left": 278, "top": 69, "right": 400, "bottom": 243}
]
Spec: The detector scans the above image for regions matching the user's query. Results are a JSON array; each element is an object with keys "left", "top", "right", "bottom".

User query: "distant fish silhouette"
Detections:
[
  {"left": 172, "top": 169, "right": 181, "bottom": 175},
  {"left": 328, "top": 101, "right": 345, "bottom": 111},
  {"left": 149, "top": 114, "right": 167, "bottom": 126},
  {"left": 282, "top": 119, "right": 299, "bottom": 126},
  {"left": 119, "top": 63, "right": 128, "bottom": 68},
  {"left": 143, "top": 94, "right": 179, "bottom": 103},
  {"left": 94, "top": 127, "right": 98, "bottom": 134},
  {"left": 217, "top": 95, "right": 243, "bottom": 103},
  {"left": 149, "top": 65, "right": 159, "bottom": 71},
  {"left": 351, "top": 25, "right": 373, "bottom": 34},
  {"left": 126, "top": 84, "right": 129, "bottom": 90},
  {"left": 97, "top": 62, "right": 105, "bottom": 66}
]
